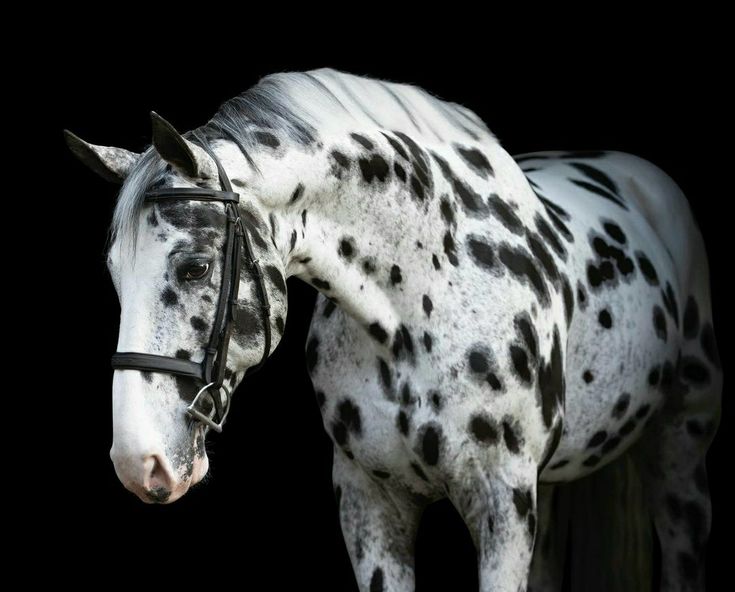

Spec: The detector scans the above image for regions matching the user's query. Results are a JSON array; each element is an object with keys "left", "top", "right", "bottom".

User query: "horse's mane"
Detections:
[{"left": 111, "top": 68, "right": 495, "bottom": 249}]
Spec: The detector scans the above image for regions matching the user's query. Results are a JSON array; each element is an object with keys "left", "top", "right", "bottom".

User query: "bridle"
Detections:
[{"left": 111, "top": 130, "right": 272, "bottom": 432}]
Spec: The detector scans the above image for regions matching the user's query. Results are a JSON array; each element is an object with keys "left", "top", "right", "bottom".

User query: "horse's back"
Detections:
[{"left": 516, "top": 149, "right": 711, "bottom": 316}]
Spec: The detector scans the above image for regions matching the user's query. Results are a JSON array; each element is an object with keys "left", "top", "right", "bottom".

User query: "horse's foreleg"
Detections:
[
  {"left": 332, "top": 450, "right": 425, "bottom": 592},
  {"left": 452, "top": 460, "right": 538, "bottom": 592}
]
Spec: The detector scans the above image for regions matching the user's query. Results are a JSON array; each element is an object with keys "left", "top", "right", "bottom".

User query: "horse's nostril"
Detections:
[{"left": 143, "top": 454, "right": 175, "bottom": 496}]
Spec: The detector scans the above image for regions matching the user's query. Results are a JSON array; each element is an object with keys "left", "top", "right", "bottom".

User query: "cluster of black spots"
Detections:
[
  {"left": 681, "top": 356, "right": 711, "bottom": 387},
  {"left": 537, "top": 196, "right": 574, "bottom": 242},
  {"left": 455, "top": 144, "right": 494, "bottom": 178},
  {"left": 331, "top": 398, "right": 363, "bottom": 448},
  {"left": 323, "top": 299, "right": 337, "bottom": 318},
  {"left": 161, "top": 287, "right": 179, "bottom": 307},
  {"left": 683, "top": 296, "right": 700, "bottom": 339},
  {"left": 502, "top": 418, "right": 524, "bottom": 454},
  {"left": 422, "top": 294, "right": 433, "bottom": 318},
  {"left": 635, "top": 251, "right": 659, "bottom": 286},
  {"left": 652, "top": 305, "right": 668, "bottom": 341},
  {"left": 537, "top": 328, "right": 565, "bottom": 428},
  {"left": 467, "top": 346, "right": 504, "bottom": 391},
  {"left": 390, "top": 265, "right": 402, "bottom": 285},
  {"left": 388, "top": 131, "right": 432, "bottom": 201},
  {"left": 350, "top": 133, "right": 374, "bottom": 150},
  {"left": 423, "top": 331, "right": 433, "bottom": 353},
  {"left": 358, "top": 154, "right": 390, "bottom": 184},
  {"left": 429, "top": 390, "right": 443, "bottom": 412},
  {"left": 443, "top": 231, "right": 459, "bottom": 266},
  {"left": 498, "top": 243, "right": 550, "bottom": 306},
  {"left": 568, "top": 162, "right": 627, "bottom": 209},
  {"left": 526, "top": 230, "right": 560, "bottom": 286},
  {"left": 700, "top": 323, "right": 721, "bottom": 369},
  {"left": 469, "top": 413, "right": 499, "bottom": 444},
  {"left": 512, "top": 488, "right": 536, "bottom": 539},
  {"left": 586, "top": 229, "right": 635, "bottom": 293},
  {"left": 467, "top": 235, "right": 497, "bottom": 272},
  {"left": 305, "top": 336, "right": 319, "bottom": 373},
  {"left": 431, "top": 253, "right": 441, "bottom": 270},
  {"left": 431, "top": 151, "right": 487, "bottom": 216},
  {"left": 534, "top": 214, "right": 567, "bottom": 260},
  {"left": 190, "top": 315, "right": 207, "bottom": 333},
  {"left": 158, "top": 201, "right": 227, "bottom": 231},
  {"left": 612, "top": 393, "right": 631, "bottom": 419},
  {"left": 368, "top": 322, "right": 389, "bottom": 344},
  {"left": 391, "top": 324, "right": 416, "bottom": 362},
  {"left": 661, "top": 282, "right": 680, "bottom": 328},
  {"left": 288, "top": 183, "right": 305, "bottom": 204},
  {"left": 264, "top": 265, "right": 287, "bottom": 296},
  {"left": 417, "top": 423, "right": 444, "bottom": 466},
  {"left": 561, "top": 276, "right": 574, "bottom": 326},
  {"left": 487, "top": 193, "right": 524, "bottom": 235},
  {"left": 583, "top": 370, "right": 594, "bottom": 383},
  {"left": 598, "top": 308, "right": 613, "bottom": 329}
]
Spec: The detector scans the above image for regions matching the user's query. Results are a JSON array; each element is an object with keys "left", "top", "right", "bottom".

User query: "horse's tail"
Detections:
[{"left": 530, "top": 451, "right": 653, "bottom": 591}]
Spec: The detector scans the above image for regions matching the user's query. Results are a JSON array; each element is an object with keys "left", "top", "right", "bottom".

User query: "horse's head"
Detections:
[{"left": 66, "top": 114, "right": 285, "bottom": 503}]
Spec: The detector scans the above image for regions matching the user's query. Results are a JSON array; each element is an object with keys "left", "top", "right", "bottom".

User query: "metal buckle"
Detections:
[{"left": 186, "top": 382, "right": 232, "bottom": 433}]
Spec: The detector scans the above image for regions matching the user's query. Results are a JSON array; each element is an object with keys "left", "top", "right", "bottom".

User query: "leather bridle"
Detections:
[{"left": 111, "top": 130, "right": 271, "bottom": 432}]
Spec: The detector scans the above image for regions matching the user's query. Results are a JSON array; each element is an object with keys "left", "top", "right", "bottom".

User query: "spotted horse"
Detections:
[{"left": 66, "top": 68, "right": 721, "bottom": 591}]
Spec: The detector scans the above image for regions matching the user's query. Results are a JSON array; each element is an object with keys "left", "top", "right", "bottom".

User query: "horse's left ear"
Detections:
[{"left": 63, "top": 130, "right": 139, "bottom": 184}]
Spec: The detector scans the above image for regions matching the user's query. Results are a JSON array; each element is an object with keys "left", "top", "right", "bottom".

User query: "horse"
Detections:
[{"left": 66, "top": 68, "right": 721, "bottom": 592}]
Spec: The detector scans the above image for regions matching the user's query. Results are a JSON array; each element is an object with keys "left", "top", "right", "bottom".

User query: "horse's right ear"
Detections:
[{"left": 64, "top": 130, "right": 139, "bottom": 184}]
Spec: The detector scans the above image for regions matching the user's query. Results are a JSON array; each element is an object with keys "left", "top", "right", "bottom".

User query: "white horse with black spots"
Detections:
[{"left": 67, "top": 68, "right": 721, "bottom": 592}]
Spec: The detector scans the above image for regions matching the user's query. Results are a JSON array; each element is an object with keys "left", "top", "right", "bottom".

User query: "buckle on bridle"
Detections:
[{"left": 187, "top": 382, "right": 232, "bottom": 433}]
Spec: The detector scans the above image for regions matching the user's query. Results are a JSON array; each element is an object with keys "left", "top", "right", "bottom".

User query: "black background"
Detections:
[{"left": 39, "top": 32, "right": 728, "bottom": 590}]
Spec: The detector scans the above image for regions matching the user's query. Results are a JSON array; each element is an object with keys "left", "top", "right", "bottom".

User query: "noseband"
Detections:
[{"left": 111, "top": 131, "right": 272, "bottom": 432}]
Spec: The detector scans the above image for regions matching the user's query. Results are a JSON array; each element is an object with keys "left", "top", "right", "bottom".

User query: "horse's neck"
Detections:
[{"left": 248, "top": 129, "right": 536, "bottom": 356}]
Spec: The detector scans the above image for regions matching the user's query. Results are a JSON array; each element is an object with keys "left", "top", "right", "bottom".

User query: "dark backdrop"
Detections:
[{"left": 40, "top": 39, "right": 728, "bottom": 590}]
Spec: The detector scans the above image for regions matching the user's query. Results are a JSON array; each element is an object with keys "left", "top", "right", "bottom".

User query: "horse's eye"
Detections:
[{"left": 182, "top": 262, "right": 210, "bottom": 280}]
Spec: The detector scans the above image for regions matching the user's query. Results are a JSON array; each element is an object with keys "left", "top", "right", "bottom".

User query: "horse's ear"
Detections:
[
  {"left": 64, "top": 130, "right": 139, "bottom": 184},
  {"left": 150, "top": 111, "right": 217, "bottom": 180}
]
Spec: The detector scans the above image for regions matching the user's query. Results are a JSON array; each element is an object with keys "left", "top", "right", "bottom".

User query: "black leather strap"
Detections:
[
  {"left": 111, "top": 352, "right": 203, "bottom": 380},
  {"left": 146, "top": 188, "right": 239, "bottom": 202}
]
